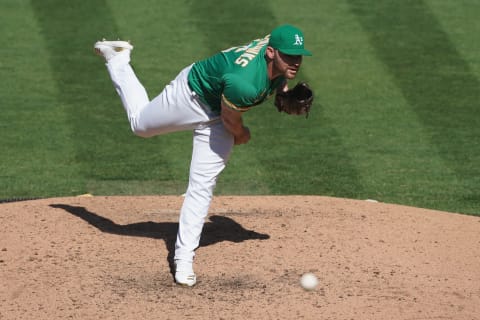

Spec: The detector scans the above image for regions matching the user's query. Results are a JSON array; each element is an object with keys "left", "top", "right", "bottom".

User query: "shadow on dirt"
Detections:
[{"left": 49, "top": 204, "right": 270, "bottom": 277}]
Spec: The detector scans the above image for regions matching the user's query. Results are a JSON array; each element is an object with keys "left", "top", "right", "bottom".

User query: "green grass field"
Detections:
[{"left": 1, "top": 0, "right": 479, "bottom": 215}]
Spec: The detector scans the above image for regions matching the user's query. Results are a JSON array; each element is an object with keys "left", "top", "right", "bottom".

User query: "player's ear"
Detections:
[{"left": 266, "top": 46, "right": 275, "bottom": 60}]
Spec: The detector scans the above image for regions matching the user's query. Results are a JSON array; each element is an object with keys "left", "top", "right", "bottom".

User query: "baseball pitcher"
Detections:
[{"left": 94, "top": 24, "right": 313, "bottom": 286}]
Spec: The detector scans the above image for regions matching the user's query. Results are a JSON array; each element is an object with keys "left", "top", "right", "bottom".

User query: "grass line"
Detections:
[
  {"left": 1, "top": 1, "right": 477, "bottom": 214},
  {"left": 30, "top": 0, "right": 186, "bottom": 195},
  {"left": 348, "top": 0, "right": 480, "bottom": 213},
  {"left": 30, "top": 0, "right": 124, "bottom": 179}
]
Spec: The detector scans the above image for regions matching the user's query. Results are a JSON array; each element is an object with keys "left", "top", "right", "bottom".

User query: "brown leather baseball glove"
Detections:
[{"left": 274, "top": 82, "right": 314, "bottom": 118}]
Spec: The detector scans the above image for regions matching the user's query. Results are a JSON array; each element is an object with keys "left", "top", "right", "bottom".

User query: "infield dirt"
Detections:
[{"left": 1, "top": 196, "right": 479, "bottom": 319}]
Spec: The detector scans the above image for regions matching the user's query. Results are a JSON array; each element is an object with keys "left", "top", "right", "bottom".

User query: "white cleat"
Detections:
[
  {"left": 174, "top": 260, "right": 197, "bottom": 287},
  {"left": 94, "top": 39, "right": 133, "bottom": 61}
]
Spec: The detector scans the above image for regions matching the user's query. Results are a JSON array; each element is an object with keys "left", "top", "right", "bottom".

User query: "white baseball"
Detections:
[{"left": 300, "top": 273, "right": 319, "bottom": 290}]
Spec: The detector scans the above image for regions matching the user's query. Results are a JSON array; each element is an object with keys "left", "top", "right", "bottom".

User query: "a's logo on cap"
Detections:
[{"left": 293, "top": 34, "right": 304, "bottom": 46}]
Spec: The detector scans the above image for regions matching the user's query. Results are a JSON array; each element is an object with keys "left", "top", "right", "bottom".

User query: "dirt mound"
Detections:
[{"left": 1, "top": 196, "right": 479, "bottom": 319}]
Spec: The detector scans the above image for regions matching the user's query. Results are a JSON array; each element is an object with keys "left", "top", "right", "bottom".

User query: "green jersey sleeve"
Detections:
[
  {"left": 188, "top": 34, "right": 285, "bottom": 113},
  {"left": 221, "top": 72, "right": 285, "bottom": 112}
]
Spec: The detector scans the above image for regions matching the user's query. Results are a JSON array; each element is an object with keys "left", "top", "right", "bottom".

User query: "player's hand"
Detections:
[{"left": 234, "top": 126, "right": 250, "bottom": 145}]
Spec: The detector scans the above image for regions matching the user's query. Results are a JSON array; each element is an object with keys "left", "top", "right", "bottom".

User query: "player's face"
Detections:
[{"left": 274, "top": 50, "right": 303, "bottom": 79}]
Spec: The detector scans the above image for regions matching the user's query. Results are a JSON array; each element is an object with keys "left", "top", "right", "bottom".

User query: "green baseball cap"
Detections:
[{"left": 268, "top": 24, "right": 312, "bottom": 56}]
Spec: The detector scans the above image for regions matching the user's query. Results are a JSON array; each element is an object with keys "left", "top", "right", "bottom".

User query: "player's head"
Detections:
[{"left": 266, "top": 24, "right": 311, "bottom": 79}]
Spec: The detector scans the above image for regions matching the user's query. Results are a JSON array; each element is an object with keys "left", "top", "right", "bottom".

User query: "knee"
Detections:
[
  {"left": 131, "top": 126, "right": 153, "bottom": 138},
  {"left": 185, "top": 186, "right": 214, "bottom": 209},
  {"left": 129, "top": 120, "right": 155, "bottom": 138}
]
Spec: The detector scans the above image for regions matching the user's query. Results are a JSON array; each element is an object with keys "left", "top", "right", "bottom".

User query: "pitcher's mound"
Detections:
[{"left": 1, "top": 195, "right": 479, "bottom": 319}]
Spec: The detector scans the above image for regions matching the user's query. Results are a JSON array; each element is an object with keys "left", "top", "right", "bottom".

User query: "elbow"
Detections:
[{"left": 220, "top": 113, "right": 233, "bottom": 130}]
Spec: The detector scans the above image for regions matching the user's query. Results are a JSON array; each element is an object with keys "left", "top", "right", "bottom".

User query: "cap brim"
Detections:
[{"left": 278, "top": 48, "right": 312, "bottom": 56}]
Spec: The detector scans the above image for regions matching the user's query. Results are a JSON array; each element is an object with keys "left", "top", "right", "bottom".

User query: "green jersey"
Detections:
[{"left": 188, "top": 35, "right": 285, "bottom": 114}]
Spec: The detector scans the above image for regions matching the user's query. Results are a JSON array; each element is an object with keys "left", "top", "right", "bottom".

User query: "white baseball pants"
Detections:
[{"left": 105, "top": 51, "right": 234, "bottom": 264}]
